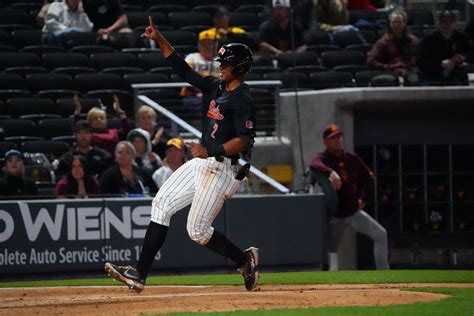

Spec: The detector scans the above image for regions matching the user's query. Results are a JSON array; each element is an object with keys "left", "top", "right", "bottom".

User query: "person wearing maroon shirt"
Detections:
[
  {"left": 309, "top": 124, "right": 389, "bottom": 270},
  {"left": 73, "top": 95, "right": 132, "bottom": 155}
]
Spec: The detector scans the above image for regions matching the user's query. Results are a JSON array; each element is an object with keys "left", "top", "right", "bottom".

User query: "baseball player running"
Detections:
[{"left": 105, "top": 16, "right": 259, "bottom": 293}]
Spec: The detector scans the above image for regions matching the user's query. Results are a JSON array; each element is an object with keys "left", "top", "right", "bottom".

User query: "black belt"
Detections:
[{"left": 215, "top": 156, "right": 239, "bottom": 165}]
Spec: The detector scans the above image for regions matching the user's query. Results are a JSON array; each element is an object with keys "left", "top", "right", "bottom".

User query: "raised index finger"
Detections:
[{"left": 148, "top": 16, "right": 155, "bottom": 28}]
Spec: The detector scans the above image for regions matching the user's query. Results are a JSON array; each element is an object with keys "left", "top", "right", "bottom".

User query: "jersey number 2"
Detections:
[{"left": 211, "top": 123, "right": 218, "bottom": 139}]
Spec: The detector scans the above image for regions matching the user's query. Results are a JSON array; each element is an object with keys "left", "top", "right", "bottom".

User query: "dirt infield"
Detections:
[{"left": 1, "top": 283, "right": 472, "bottom": 315}]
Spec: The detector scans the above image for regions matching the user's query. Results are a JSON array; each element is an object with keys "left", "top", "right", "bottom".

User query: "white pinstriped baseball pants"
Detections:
[{"left": 150, "top": 157, "right": 242, "bottom": 245}]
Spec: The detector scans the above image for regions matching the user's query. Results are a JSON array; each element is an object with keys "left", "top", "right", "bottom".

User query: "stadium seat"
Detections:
[
  {"left": 149, "top": 67, "right": 174, "bottom": 76},
  {"left": 22, "top": 140, "right": 70, "bottom": 159},
  {"left": 42, "top": 52, "right": 91, "bottom": 69},
  {"left": 25, "top": 73, "right": 75, "bottom": 92},
  {"left": 0, "top": 52, "right": 40, "bottom": 70},
  {"left": 228, "top": 11, "right": 259, "bottom": 28},
  {"left": 406, "top": 9, "right": 434, "bottom": 26},
  {"left": 193, "top": 4, "right": 223, "bottom": 16},
  {"left": 126, "top": 11, "right": 168, "bottom": 29},
  {"left": 0, "top": 45, "right": 16, "bottom": 52},
  {"left": 69, "top": 45, "right": 114, "bottom": 55},
  {"left": 4, "top": 136, "right": 44, "bottom": 150},
  {"left": 236, "top": 4, "right": 267, "bottom": 14},
  {"left": 305, "top": 30, "right": 332, "bottom": 46},
  {"left": 75, "top": 73, "right": 126, "bottom": 92},
  {"left": 308, "top": 71, "right": 354, "bottom": 89},
  {"left": 345, "top": 44, "right": 373, "bottom": 55},
  {"left": 137, "top": 53, "right": 168, "bottom": 69},
  {"left": 371, "top": 73, "right": 400, "bottom": 87},
  {"left": 53, "top": 66, "right": 96, "bottom": 77},
  {"left": 90, "top": 52, "right": 137, "bottom": 69},
  {"left": 22, "top": 45, "right": 65, "bottom": 54},
  {"left": 60, "top": 32, "right": 99, "bottom": 49},
  {"left": 168, "top": 11, "right": 212, "bottom": 29},
  {"left": 51, "top": 135, "right": 76, "bottom": 147},
  {"left": 160, "top": 31, "right": 197, "bottom": 46},
  {"left": 0, "top": 74, "right": 26, "bottom": 90},
  {"left": 334, "top": 64, "right": 371, "bottom": 75},
  {"left": 148, "top": 5, "right": 188, "bottom": 14},
  {"left": 0, "top": 119, "right": 36, "bottom": 137},
  {"left": 349, "top": 9, "right": 387, "bottom": 25},
  {"left": 250, "top": 66, "right": 282, "bottom": 77},
  {"left": 244, "top": 72, "right": 261, "bottom": 81},
  {"left": 4, "top": 66, "right": 48, "bottom": 77},
  {"left": 38, "top": 118, "right": 74, "bottom": 139},
  {"left": 107, "top": 31, "right": 148, "bottom": 50},
  {"left": 0, "top": 9, "right": 31, "bottom": 26},
  {"left": 11, "top": 30, "right": 43, "bottom": 48},
  {"left": 0, "top": 90, "right": 33, "bottom": 101},
  {"left": 55, "top": 98, "right": 101, "bottom": 117},
  {"left": 124, "top": 73, "right": 169, "bottom": 85},
  {"left": 6, "top": 97, "right": 54, "bottom": 118},
  {"left": 355, "top": 70, "right": 396, "bottom": 86},
  {"left": 102, "top": 67, "right": 144, "bottom": 76},
  {"left": 306, "top": 44, "right": 340, "bottom": 56},
  {"left": 321, "top": 51, "right": 366, "bottom": 68},
  {"left": 359, "top": 29, "right": 378, "bottom": 44},
  {"left": 286, "top": 65, "right": 328, "bottom": 75},
  {"left": 274, "top": 51, "right": 319, "bottom": 70},
  {"left": 9, "top": 3, "right": 43, "bottom": 12},
  {"left": 262, "top": 72, "right": 308, "bottom": 89},
  {"left": 332, "top": 30, "right": 366, "bottom": 48}
]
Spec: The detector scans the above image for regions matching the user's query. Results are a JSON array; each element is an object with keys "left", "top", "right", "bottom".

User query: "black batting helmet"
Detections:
[{"left": 214, "top": 43, "right": 253, "bottom": 77}]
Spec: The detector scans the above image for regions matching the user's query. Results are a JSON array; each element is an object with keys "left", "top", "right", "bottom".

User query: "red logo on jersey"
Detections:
[
  {"left": 207, "top": 100, "right": 224, "bottom": 120},
  {"left": 245, "top": 120, "right": 253, "bottom": 129}
]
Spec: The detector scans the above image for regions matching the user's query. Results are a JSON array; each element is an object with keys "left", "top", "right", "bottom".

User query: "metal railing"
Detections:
[{"left": 132, "top": 81, "right": 290, "bottom": 194}]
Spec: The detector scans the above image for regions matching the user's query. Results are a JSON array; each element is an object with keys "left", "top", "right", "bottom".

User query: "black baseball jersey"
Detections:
[{"left": 167, "top": 51, "right": 256, "bottom": 160}]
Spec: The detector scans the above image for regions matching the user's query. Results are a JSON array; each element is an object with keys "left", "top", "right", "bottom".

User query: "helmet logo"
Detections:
[{"left": 218, "top": 46, "right": 226, "bottom": 55}]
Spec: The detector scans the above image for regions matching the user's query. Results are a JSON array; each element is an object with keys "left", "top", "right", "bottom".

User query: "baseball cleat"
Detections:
[
  {"left": 239, "top": 247, "right": 259, "bottom": 291},
  {"left": 104, "top": 262, "right": 145, "bottom": 293}
]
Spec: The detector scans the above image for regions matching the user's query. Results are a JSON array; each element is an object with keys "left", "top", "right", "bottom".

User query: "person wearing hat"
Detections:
[
  {"left": 152, "top": 138, "right": 186, "bottom": 189},
  {"left": 127, "top": 128, "right": 163, "bottom": 176},
  {"left": 203, "top": 7, "right": 247, "bottom": 43},
  {"left": 417, "top": 10, "right": 471, "bottom": 85},
  {"left": 180, "top": 29, "right": 222, "bottom": 111},
  {"left": 308, "top": 124, "right": 389, "bottom": 270},
  {"left": 0, "top": 150, "right": 38, "bottom": 197},
  {"left": 57, "top": 120, "right": 113, "bottom": 177},
  {"left": 259, "top": 0, "right": 306, "bottom": 54}
]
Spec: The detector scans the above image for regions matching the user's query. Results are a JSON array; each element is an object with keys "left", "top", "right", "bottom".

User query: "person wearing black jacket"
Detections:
[
  {"left": 0, "top": 150, "right": 38, "bottom": 197},
  {"left": 417, "top": 11, "right": 472, "bottom": 85},
  {"left": 104, "top": 16, "right": 259, "bottom": 293}
]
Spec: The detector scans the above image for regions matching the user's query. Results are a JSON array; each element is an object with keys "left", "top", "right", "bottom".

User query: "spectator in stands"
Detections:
[
  {"left": 0, "top": 150, "right": 38, "bottom": 197},
  {"left": 204, "top": 7, "right": 247, "bottom": 45},
  {"left": 417, "top": 11, "right": 472, "bottom": 85},
  {"left": 259, "top": 0, "right": 306, "bottom": 55},
  {"left": 127, "top": 128, "right": 163, "bottom": 176},
  {"left": 181, "top": 29, "right": 221, "bottom": 111},
  {"left": 135, "top": 105, "right": 171, "bottom": 159},
  {"left": 347, "top": 0, "right": 376, "bottom": 10},
  {"left": 311, "top": 0, "right": 366, "bottom": 44},
  {"left": 367, "top": 10, "right": 419, "bottom": 76},
  {"left": 55, "top": 155, "right": 101, "bottom": 198},
  {"left": 82, "top": 0, "right": 131, "bottom": 40},
  {"left": 100, "top": 141, "right": 157, "bottom": 196},
  {"left": 73, "top": 95, "right": 131, "bottom": 155},
  {"left": 36, "top": 0, "right": 55, "bottom": 28},
  {"left": 152, "top": 137, "right": 186, "bottom": 189},
  {"left": 57, "top": 120, "right": 113, "bottom": 177},
  {"left": 42, "top": 0, "right": 94, "bottom": 43}
]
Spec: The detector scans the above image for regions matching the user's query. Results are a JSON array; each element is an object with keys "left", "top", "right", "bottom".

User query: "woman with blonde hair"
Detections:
[
  {"left": 73, "top": 95, "right": 132, "bottom": 154},
  {"left": 135, "top": 105, "right": 171, "bottom": 158}
]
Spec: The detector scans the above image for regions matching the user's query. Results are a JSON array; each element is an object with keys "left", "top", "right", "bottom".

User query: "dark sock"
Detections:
[
  {"left": 205, "top": 230, "right": 246, "bottom": 267},
  {"left": 136, "top": 222, "right": 168, "bottom": 278}
]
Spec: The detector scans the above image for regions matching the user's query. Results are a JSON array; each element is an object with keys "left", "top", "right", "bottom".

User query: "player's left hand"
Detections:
[{"left": 187, "top": 142, "right": 208, "bottom": 158}]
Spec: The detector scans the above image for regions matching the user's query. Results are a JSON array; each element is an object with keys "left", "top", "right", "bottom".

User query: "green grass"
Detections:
[
  {"left": 167, "top": 287, "right": 474, "bottom": 316},
  {"left": 0, "top": 270, "right": 473, "bottom": 288}
]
